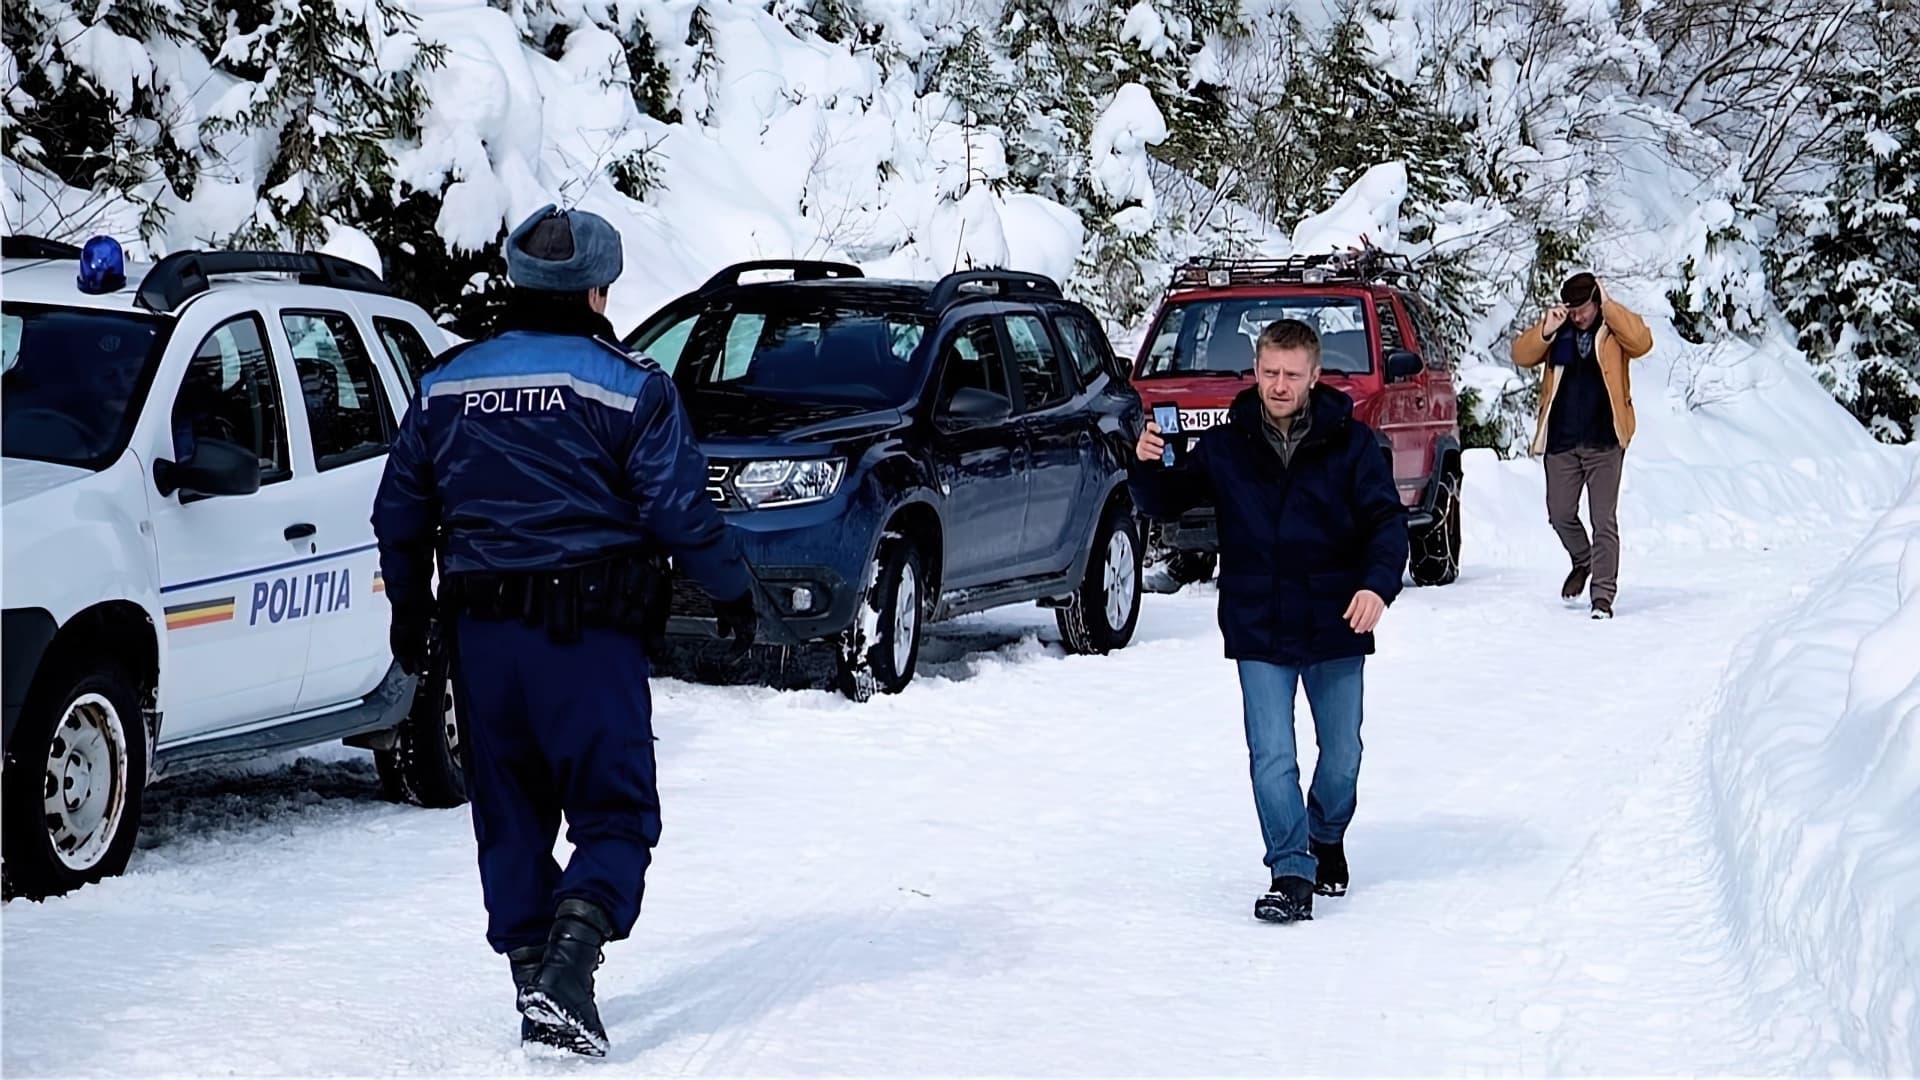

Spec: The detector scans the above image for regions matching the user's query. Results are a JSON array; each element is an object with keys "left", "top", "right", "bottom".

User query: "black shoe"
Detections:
[
  {"left": 1254, "top": 875, "right": 1314, "bottom": 923},
  {"left": 517, "top": 899, "right": 614, "bottom": 1057},
  {"left": 1310, "top": 839, "right": 1348, "bottom": 897},
  {"left": 1590, "top": 598, "right": 1613, "bottom": 620},
  {"left": 508, "top": 945, "right": 573, "bottom": 1050},
  {"left": 1562, "top": 564, "right": 1590, "bottom": 600}
]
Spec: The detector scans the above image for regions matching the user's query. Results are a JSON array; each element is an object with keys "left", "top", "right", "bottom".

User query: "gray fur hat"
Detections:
[{"left": 505, "top": 204, "right": 624, "bottom": 292}]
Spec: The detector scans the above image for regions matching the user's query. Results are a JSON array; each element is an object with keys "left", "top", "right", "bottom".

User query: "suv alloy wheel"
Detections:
[
  {"left": 1057, "top": 505, "right": 1143, "bottom": 654},
  {"left": 836, "top": 539, "right": 925, "bottom": 701}
]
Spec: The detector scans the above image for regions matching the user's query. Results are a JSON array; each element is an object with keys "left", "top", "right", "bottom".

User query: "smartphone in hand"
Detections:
[{"left": 1151, "top": 401, "right": 1182, "bottom": 467}]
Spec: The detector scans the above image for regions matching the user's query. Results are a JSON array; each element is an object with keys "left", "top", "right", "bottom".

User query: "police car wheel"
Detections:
[
  {"left": 2, "top": 661, "right": 147, "bottom": 900},
  {"left": 1057, "top": 505, "right": 1142, "bottom": 655},
  {"left": 374, "top": 649, "right": 467, "bottom": 809},
  {"left": 837, "top": 540, "right": 923, "bottom": 701}
]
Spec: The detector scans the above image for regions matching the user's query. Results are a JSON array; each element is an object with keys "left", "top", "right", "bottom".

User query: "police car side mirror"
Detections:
[
  {"left": 940, "top": 387, "right": 1012, "bottom": 431},
  {"left": 1385, "top": 350, "right": 1423, "bottom": 383},
  {"left": 155, "top": 438, "right": 262, "bottom": 500}
]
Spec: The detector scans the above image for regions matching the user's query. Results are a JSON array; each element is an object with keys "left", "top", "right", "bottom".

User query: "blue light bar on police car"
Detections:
[{"left": 77, "top": 236, "right": 127, "bottom": 295}]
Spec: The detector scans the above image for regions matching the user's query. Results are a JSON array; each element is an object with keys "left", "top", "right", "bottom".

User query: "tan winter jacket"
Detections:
[{"left": 1510, "top": 296, "right": 1655, "bottom": 457}]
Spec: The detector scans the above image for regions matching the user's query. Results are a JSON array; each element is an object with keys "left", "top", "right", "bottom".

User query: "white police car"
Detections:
[{"left": 2, "top": 234, "right": 461, "bottom": 899}]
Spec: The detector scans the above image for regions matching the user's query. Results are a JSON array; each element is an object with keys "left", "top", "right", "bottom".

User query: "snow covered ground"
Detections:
[
  {"left": 4, "top": 442, "right": 1915, "bottom": 1074},
  {"left": 1709, "top": 469, "right": 1920, "bottom": 1074}
]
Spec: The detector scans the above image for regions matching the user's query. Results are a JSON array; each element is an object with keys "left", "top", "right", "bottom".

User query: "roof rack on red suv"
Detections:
[{"left": 1168, "top": 247, "right": 1418, "bottom": 292}]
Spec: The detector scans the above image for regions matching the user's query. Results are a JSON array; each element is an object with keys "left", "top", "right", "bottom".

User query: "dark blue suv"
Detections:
[{"left": 623, "top": 261, "right": 1146, "bottom": 699}]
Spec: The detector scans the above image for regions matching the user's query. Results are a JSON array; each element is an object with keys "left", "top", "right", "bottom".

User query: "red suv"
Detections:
[{"left": 1128, "top": 250, "right": 1463, "bottom": 588}]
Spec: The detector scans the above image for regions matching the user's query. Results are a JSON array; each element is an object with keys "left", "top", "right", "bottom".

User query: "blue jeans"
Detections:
[{"left": 1236, "top": 656, "right": 1366, "bottom": 882}]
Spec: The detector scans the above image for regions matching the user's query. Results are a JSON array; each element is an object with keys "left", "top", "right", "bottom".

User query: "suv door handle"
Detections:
[{"left": 284, "top": 523, "right": 317, "bottom": 541}]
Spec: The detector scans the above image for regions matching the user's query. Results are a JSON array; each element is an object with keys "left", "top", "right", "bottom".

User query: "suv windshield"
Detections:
[
  {"left": 3, "top": 303, "right": 169, "bottom": 469},
  {"left": 1139, "top": 295, "right": 1373, "bottom": 377},
  {"left": 665, "top": 301, "right": 931, "bottom": 407}
]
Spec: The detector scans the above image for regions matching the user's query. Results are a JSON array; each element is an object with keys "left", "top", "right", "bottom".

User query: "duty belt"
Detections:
[{"left": 441, "top": 551, "right": 668, "bottom": 646}]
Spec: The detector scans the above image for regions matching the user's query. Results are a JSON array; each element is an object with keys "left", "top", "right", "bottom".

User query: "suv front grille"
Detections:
[
  {"left": 670, "top": 578, "right": 718, "bottom": 618},
  {"left": 706, "top": 463, "right": 731, "bottom": 506}
]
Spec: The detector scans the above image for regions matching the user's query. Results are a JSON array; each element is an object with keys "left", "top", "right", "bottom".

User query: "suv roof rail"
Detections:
[
  {"left": 1170, "top": 247, "right": 1416, "bottom": 292},
  {"left": 926, "top": 268, "right": 1063, "bottom": 312},
  {"left": 699, "top": 259, "right": 865, "bottom": 294},
  {"left": 135, "top": 249, "right": 391, "bottom": 313},
  {"left": 3, "top": 235, "right": 84, "bottom": 260}
]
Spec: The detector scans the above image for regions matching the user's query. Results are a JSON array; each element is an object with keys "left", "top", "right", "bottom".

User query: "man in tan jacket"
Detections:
[{"left": 1510, "top": 272, "right": 1654, "bottom": 619}]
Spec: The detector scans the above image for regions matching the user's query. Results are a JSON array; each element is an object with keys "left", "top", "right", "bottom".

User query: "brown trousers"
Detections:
[{"left": 1545, "top": 446, "right": 1624, "bottom": 604}]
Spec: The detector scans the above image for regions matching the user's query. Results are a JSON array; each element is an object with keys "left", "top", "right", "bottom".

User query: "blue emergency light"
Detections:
[{"left": 77, "top": 235, "right": 126, "bottom": 294}]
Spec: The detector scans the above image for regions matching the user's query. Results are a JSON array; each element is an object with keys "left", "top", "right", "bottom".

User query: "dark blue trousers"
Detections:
[{"left": 452, "top": 618, "right": 660, "bottom": 953}]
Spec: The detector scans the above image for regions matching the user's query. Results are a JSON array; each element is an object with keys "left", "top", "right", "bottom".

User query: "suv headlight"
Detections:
[{"left": 733, "top": 458, "right": 846, "bottom": 508}]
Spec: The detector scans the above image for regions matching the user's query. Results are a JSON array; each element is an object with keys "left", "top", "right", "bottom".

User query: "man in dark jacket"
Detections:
[
  {"left": 1132, "top": 318, "right": 1408, "bottom": 924},
  {"left": 372, "top": 204, "right": 759, "bottom": 1055}
]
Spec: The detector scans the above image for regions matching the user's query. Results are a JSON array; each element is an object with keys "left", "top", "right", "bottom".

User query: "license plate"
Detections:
[{"left": 1178, "top": 407, "right": 1229, "bottom": 431}]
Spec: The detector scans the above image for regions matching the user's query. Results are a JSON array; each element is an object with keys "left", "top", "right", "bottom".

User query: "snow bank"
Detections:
[{"left": 1706, "top": 466, "right": 1920, "bottom": 1074}]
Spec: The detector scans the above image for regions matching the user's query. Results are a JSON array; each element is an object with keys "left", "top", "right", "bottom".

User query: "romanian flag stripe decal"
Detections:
[{"left": 165, "top": 597, "right": 236, "bottom": 630}]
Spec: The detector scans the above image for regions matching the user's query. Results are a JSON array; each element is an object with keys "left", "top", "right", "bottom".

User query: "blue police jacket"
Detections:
[{"left": 371, "top": 301, "right": 751, "bottom": 620}]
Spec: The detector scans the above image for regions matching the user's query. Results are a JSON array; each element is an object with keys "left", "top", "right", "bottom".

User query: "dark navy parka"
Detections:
[
  {"left": 372, "top": 302, "right": 750, "bottom": 623},
  {"left": 1130, "top": 384, "right": 1410, "bottom": 665}
]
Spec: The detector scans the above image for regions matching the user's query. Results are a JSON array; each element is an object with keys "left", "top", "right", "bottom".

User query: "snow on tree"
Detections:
[
  {"left": 205, "top": 0, "right": 444, "bottom": 251},
  {"left": 1667, "top": 174, "right": 1771, "bottom": 345},
  {"left": 501, "top": 0, "right": 680, "bottom": 123},
  {"left": 2, "top": 0, "right": 204, "bottom": 240},
  {"left": 1088, "top": 83, "right": 1168, "bottom": 237},
  {"left": 1073, "top": 82, "right": 1170, "bottom": 325},
  {"left": 1770, "top": 70, "right": 1920, "bottom": 443}
]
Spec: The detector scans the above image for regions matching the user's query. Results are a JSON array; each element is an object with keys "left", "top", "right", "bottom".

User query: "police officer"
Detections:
[{"left": 372, "top": 204, "right": 758, "bottom": 1057}]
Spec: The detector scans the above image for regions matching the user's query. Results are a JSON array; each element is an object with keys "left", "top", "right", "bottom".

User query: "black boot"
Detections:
[
  {"left": 1311, "top": 839, "right": 1348, "bottom": 897},
  {"left": 508, "top": 945, "right": 572, "bottom": 1050},
  {"left": 1254, "top": 875, "right": 1314, "bottom": 923},
  {"left": 517, "top": 898, "right": 614, "bottom": 1057}
]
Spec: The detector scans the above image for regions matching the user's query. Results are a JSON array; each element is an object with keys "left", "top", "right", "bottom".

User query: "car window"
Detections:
[
  {"left": 1057, "top": 312, "right": 1112, "bottom": 384},
  {"left": 628, "top": 308, "right": 700, "bottom": 376},
  {"left": 282, "top": 310, "right": 394, "bottom": 470},
  {"left": 720, "top": 313, "right": 767, "bottom": 380},
  {"left": 1004, "top": 313, "right": 1067, "bottom": 411},
  {"left": 1401, "top": 292, "right": 1449, "bottom": 369},
  {"left": 373, "top": 317, "right": 437, "bottom": 397},
  {"left": 937, "top": 318, "right": 1007, "bottom": 405},
  {"left": 2, "top": 303, "right": 168, "bottom": 470},
  {"left": 1140, "top": 296, "right": 1373, "bottom": 376},
  {"left": 681, "top": 303, "right": 930, "bottom": 407},
  {"left": 172, "top": 315, "right": 291, "bottom": 483},
  {"left": 1375, "top": 297, "right": 1406, "bottom": 352}
]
